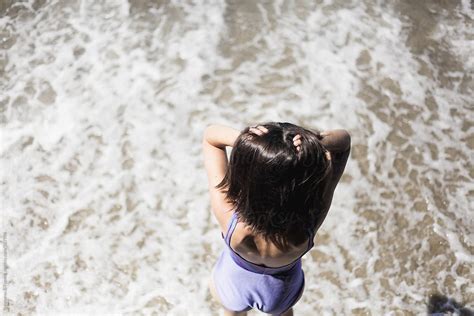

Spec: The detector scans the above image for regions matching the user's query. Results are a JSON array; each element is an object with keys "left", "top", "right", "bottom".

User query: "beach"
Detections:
[{"left": 1, "top": 0, "right": 473, "bottom": 314}]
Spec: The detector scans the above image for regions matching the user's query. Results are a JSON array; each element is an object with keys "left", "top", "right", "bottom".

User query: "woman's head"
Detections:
[{"left": 216, "top": 122, "right": 332, "bottom": 246}]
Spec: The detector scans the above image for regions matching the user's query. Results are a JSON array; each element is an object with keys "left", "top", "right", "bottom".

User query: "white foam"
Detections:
[{"left": 1, "top": 0, "right": 472, "bottom": 314}]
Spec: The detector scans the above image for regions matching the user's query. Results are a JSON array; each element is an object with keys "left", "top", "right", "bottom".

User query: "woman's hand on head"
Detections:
[
  {"left": 249, "top": 125, "right": 269, "bottom": 136},
  {"left": 293, "top": 134, "right": 331, "bottom": 160},
  {"left": 293, "top": 134, "right": 302, "bottom": 152}
]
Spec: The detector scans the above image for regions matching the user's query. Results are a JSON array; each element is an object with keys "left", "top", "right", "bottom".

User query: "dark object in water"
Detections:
[{"left": 427, "top": 294, "right": 473, "bottom": 316}]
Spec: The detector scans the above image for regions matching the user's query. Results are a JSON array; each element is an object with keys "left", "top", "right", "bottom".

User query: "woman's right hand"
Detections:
[
  {"left": 293, "top": 134, "right": 302, "bottom": 152},
  {"left": 293, "top": 134, "right": 331, "bottom": 160}
]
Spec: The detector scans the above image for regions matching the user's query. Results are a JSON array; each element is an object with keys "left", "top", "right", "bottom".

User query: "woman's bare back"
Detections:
[{"left": 229, "top": 220, "right": 312, "bottom": 267}]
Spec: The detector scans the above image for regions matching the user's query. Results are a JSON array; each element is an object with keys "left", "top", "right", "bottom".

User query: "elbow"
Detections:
[
  {"left": 202, "top": 124, "right": 219, "bottom": 147},
  {"left": 202, "top": 125, "right": 213, "bottom": 143}
]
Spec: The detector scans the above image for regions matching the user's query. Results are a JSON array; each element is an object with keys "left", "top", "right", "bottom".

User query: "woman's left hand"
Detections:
[{"left": 249, "top": 125, "right": 269, "bottom": 136}]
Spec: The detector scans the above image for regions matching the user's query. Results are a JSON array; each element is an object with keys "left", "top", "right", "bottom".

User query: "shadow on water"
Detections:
[{"left": 428, "top": 294, "right": 474, "bottom": 316}]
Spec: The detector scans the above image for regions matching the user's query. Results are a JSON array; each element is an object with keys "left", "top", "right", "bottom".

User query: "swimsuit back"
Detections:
[{"left": 223, "top": 212, "right": 315, "bottom": 275}]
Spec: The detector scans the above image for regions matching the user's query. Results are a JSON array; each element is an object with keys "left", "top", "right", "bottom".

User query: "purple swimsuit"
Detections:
[{"left": 212, "top": 212, "right": 315, "bottom": 314}]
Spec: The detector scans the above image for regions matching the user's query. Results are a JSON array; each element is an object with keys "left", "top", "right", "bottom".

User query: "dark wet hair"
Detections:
[{"left": 216, "top": 122, "right": 332, "bottom": 248}]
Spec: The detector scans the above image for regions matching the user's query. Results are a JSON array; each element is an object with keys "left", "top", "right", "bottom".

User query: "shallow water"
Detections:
[{"left": 0, "top": 0, "right": 472, "bottom": 315}]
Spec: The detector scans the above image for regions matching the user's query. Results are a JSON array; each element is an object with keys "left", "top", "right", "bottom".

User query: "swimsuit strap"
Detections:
[{"left": 224, "top": 212, "right": 239, "bottom": 246}]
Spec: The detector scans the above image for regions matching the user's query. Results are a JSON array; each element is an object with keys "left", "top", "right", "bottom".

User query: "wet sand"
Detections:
[{"left": 1, "top": 0, "right": 472, "bottom": 314}]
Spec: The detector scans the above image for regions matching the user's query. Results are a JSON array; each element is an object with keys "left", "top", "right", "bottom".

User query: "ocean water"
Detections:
[{"left": 1, "top": 0, "right": 472, "bottom": 315}]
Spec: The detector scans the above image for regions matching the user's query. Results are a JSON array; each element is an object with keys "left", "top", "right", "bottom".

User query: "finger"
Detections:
[
  {"left": 249, "top": 127, "right": 263, "bottom": 135},
  {"left": 325, "top": 151, "right": 331, "bottom": 160},
  {"left": 257, "top": 125, "right": 268, "bottom": 134},
  {"left": 296, "top": 146, "right": 301, "bottom": 152},
  {"left": 293, "top": 139, "right": 302, "bottom": 146},
  {"left": 293, "top": 134, "right": 301, "bottom": 141}
]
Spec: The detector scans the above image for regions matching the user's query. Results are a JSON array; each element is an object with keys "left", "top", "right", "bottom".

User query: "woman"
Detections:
[{"left": 202, "top": 122, "right": 351, "bottom": 315}]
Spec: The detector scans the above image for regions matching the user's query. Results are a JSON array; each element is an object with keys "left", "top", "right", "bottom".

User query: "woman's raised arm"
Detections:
[
  {"left": 202, "top": 124, "right": 241, "bottom": 149},
  {"left": 314, "top": 129, "right": 351, "bottom": 230},
  {"left": 319, "top": 129, "right": 351, "bottom": 153},
  {"left": 202, "top": 124, "right": 241, "bottom": 234}
]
